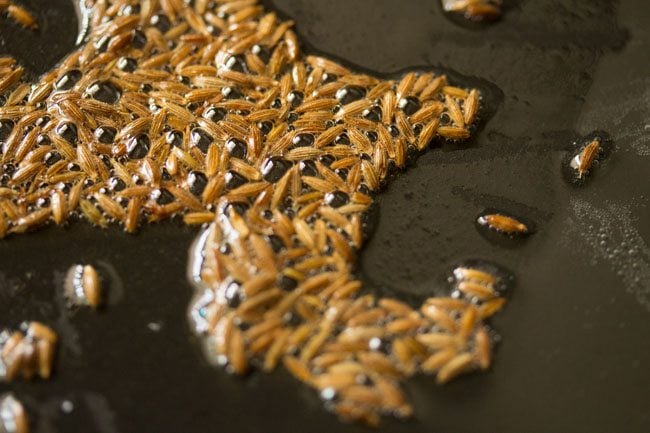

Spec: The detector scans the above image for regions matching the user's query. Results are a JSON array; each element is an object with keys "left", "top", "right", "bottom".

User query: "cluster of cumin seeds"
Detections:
[
  {"left": 0, "top": 321, "right": 57, "bottom": 383},
  {"left": 1, "top": 0, "right": 504, "bottom": 426}
]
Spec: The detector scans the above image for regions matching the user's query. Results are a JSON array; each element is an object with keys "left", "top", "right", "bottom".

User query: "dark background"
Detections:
[{"left": 1, "top": 1, "right": 649, "bottom": 432}]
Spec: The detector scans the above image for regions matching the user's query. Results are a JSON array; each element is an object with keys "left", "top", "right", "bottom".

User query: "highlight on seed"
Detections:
[
  {"left": 64, "top": 264, "right": 103, "bottom": 308},
  {"left": 0, "top": 321, "right": 57, "bottom": 382},
  {"left": 0, "top": 393, "right": 29, "bottom": 433}
]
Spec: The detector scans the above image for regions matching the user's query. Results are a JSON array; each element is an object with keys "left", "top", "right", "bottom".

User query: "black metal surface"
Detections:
[{"left": 1, "top": 1, "right": 650, "bottom": 432}]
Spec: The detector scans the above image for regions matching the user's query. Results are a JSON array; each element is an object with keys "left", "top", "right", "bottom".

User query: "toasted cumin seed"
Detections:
[
  {"left": 478, "top": 213, "right": 529, "bottom": 234},
  {"left": 474, "top": 327, "right": 492, "bottom": 370},
  {"left": 478, "top": 297, "right": 507, "bottom": 319},
  {"left": 457, "top": 281, "right": 496, "bottom": 300},
  {"left": 437, "top": 352, "right": 474, "bottom": 384},
  {"left": 573, "top": 138, "right": 601, "bottom": 179},
  {"left": 445, "top": 95, "right": 465, "bottom": 128},
  {"left": 453, "top": 267, "right": 497, "bottom": 286},
  {"left": 283, "top": 356, "right": 313, "bottom": 384},
  {"left": 421, "top": 348, "right": 457, "bottom": 374},
  {"left": 438, "top": 125, "right": 470, "bottom": 140}
]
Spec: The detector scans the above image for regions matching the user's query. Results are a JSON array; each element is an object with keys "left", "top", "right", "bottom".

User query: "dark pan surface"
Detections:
[{"left": 1, "top": 1, "right": 650, "bottom": 432}]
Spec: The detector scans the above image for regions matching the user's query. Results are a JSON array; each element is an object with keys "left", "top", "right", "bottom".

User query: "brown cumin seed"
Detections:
[
  {"left": 437, "top": 352, "right": 474, "bottom": 384},
  {"left": 7, "top": 4, "right": 38, "bottom": 29},
  {"left": 573, "top": 138, "right": 601, "bottom": 179},
  {"left": 478, "top": 213, "right": 529, "bottom": 234}
]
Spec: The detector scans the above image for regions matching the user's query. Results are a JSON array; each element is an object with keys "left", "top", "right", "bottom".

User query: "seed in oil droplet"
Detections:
[
  {"left": 570, "top": 138, "right": 601, "bottom": 179},
  {"left": 477, "top": 213, "right": 529, "bottom": 235},
  {"left": 64, "top": 264, "right": 102, "bottom": 308}
]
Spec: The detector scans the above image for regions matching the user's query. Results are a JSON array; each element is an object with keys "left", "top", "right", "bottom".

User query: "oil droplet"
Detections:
[{"left": 61, "top": 400, "right": 75, "bottom": 414}]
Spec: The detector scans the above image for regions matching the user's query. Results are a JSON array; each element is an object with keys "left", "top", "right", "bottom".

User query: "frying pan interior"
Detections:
[{"left": 1, "top": 1, "right": 649, "bottom": 432}]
